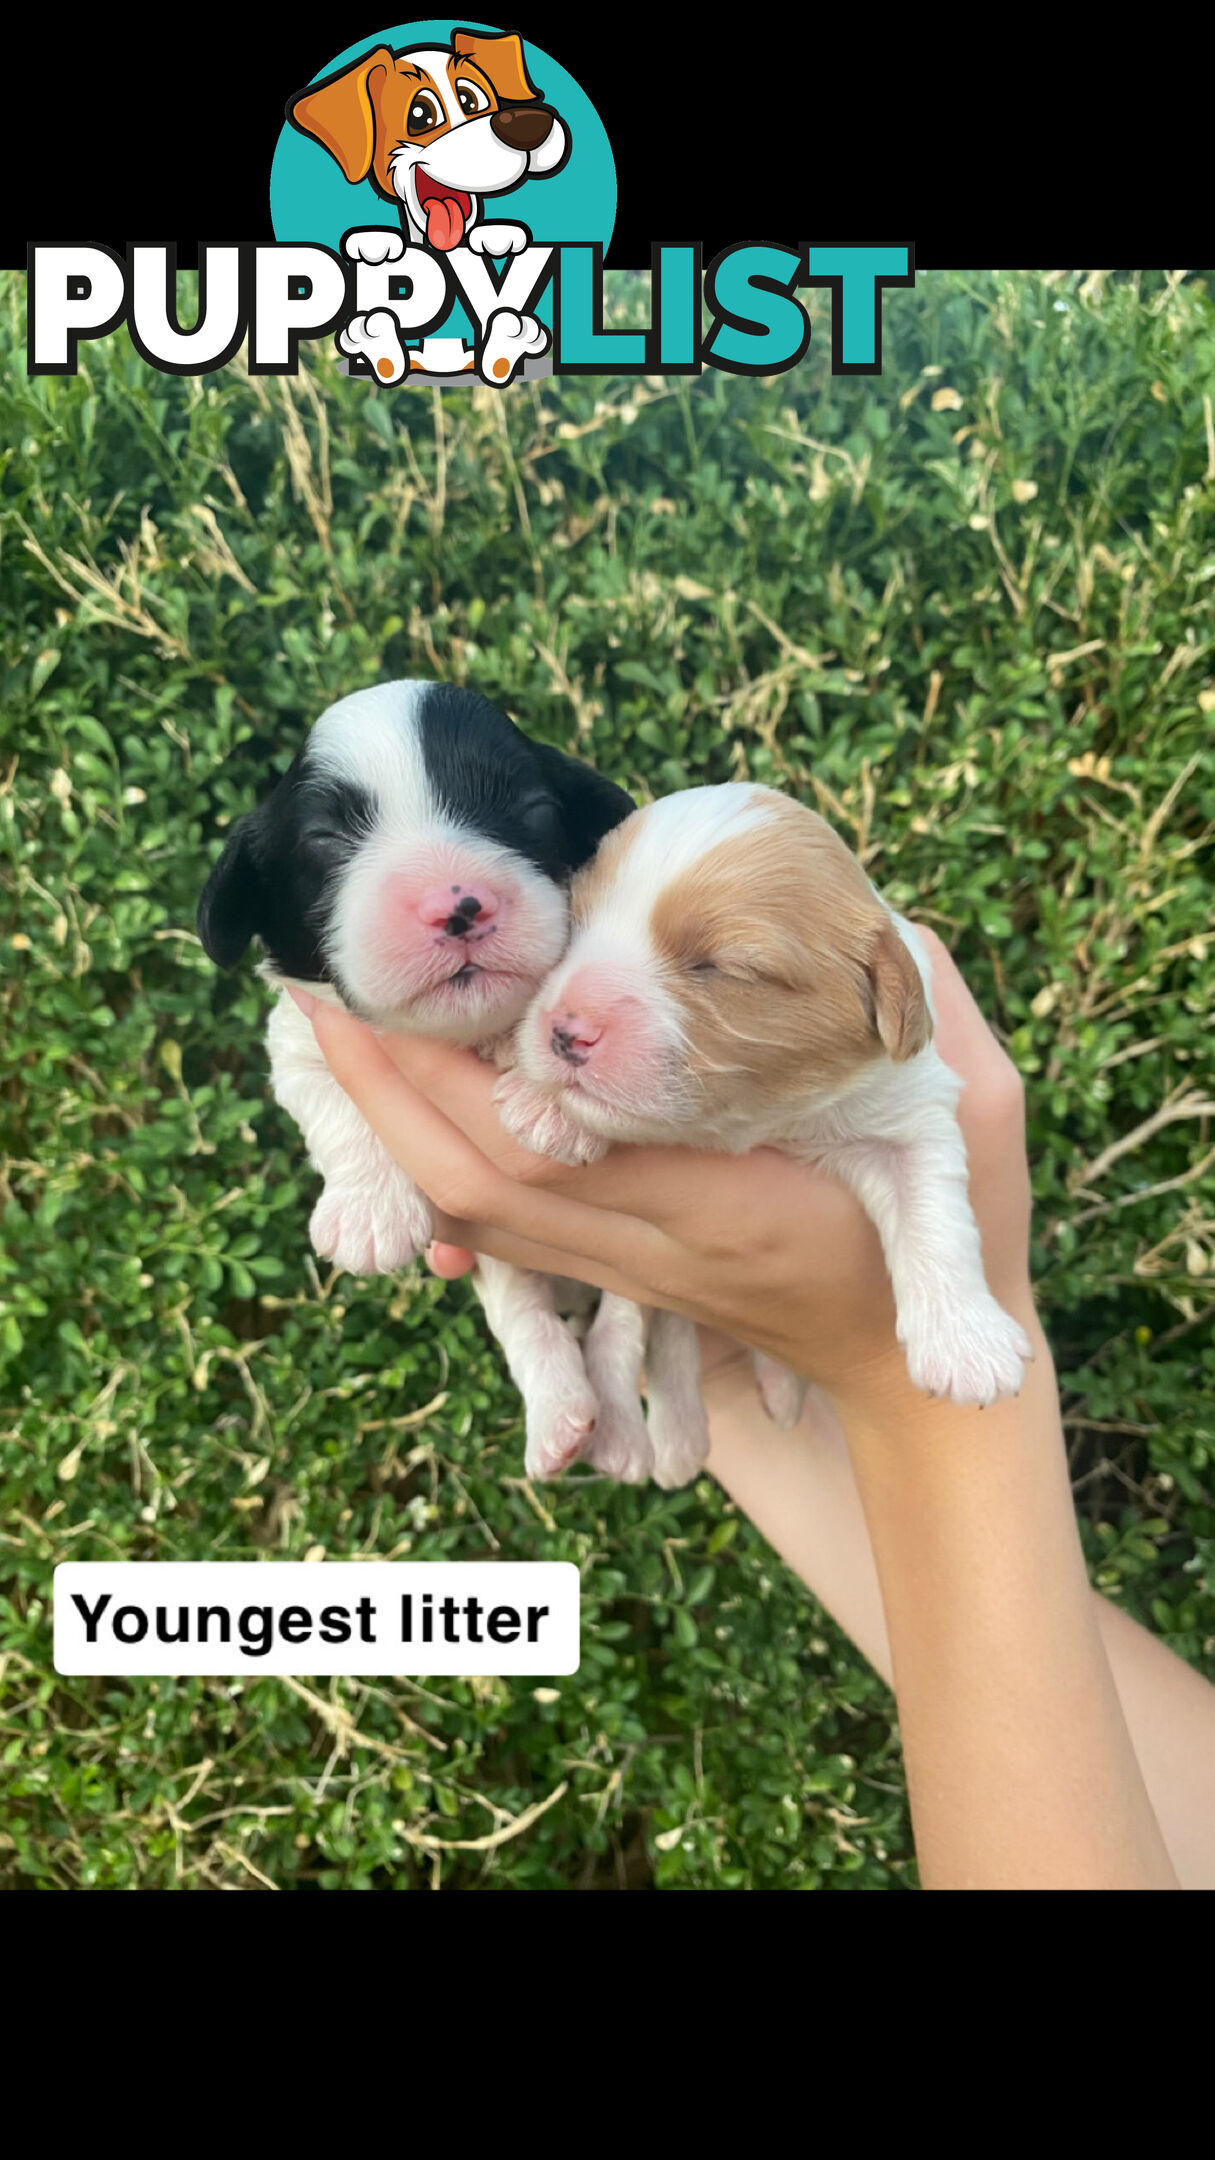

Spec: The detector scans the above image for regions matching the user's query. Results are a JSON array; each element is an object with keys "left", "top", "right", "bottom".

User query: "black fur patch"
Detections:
[
  {"left": 415, "top": 684, "right": 634, "bottom": 880},
  {"left": 198, "top": 758, "right": 373, "bottom": 980}
]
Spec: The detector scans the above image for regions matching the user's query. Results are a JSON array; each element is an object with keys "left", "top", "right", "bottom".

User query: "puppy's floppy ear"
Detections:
[
  {"left": 288, "top": 44, "right": 395, "bottom": 183},
  {"left": 866, "top": 918, "right": 933, "bottom": 1062},
  {"left": 197, "top": 818, "right": 268, "bottom": 971},
  {"left": 531, "top": 744, "right": 635, "bottom": 871},
  {"left": 452, "top": 28, "right": 542, "bottom": 102}
]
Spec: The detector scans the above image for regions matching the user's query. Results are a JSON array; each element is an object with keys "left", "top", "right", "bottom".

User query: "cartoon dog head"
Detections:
[{"left": 289, "top": 30, "right": 569, "bottom": 251}]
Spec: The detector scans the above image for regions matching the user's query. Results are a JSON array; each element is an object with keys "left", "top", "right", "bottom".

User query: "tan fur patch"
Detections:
[
  {"left": 290, "top": 54, "right": 455, "bottom": 200},
  {"left": 290, "top": 47, "right": 397, "bottom": 189},
  {"left": 452, "top": 29, "right": 542, "bottom": 104},
  {"left": 650, "top": 790, "right": 930, "bottom": 1111}
]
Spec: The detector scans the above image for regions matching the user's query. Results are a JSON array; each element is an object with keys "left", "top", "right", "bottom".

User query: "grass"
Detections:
[{"left": 1, "top": 266, "right": 1213, "bottom": 1889}]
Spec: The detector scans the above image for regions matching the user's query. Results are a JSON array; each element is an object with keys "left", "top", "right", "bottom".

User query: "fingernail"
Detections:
[{"left": 286, "top": 985, "right": 318, "bottom": 1019}]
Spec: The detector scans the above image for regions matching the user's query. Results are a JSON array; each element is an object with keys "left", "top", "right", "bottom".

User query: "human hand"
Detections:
[
  {"left": 286, "top": 928, "right": 1033, "bottom": 1421},
  {"left": 285, "top": 958, "right": 1187, "bottom": 1888}
]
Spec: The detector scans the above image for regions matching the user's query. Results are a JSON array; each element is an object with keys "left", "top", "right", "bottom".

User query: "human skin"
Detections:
[
  {"left": 696, "top": 1351, "right": 1215, "bottom": 1890},
  {"left": 285, "top": 932, "right": 1193, "bottom": 1888}
]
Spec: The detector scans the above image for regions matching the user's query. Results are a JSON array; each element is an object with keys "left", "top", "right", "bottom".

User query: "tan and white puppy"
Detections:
[{"left": 496, "top": 783, "right": 1033, "bottom": 1486}]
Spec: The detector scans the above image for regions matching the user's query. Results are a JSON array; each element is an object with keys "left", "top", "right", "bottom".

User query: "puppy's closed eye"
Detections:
[
  {"left": 301, "top": 824, "right": 359, "bottom": 856},
  {"left": 688, "top": 953, "right": 784, "bottom": 987},
  {"left": 511, "top": 793, "right": 562, "bottom": 852}
]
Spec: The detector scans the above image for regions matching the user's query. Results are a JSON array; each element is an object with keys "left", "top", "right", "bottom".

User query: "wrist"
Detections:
[{"left": 823, "top": 1284, "right": 1048, "bottom": 1457}]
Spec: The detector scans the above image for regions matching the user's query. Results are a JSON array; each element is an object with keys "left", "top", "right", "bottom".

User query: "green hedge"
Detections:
[{"left": 1, "top": 267, "right": 1212, "bottom": 1888}]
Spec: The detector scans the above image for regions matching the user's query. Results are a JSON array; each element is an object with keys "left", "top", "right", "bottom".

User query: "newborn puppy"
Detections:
[
  {"left": 196, "top": 678, "right": 656, "bottom": 1478},
  {"left": 497, "top": 783, "right": 1033, "bottom": 1486}
]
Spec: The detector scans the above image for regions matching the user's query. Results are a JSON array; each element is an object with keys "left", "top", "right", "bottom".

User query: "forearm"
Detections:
[
  {"left": 704, "top": 1321, "right": 1176, "bottom": 1900},
  {"left": 814, "top": 1315, "right": 1177, "bottom": 1888},
  {"left": 703, "top": 1359, "right": 894, "bottom": 1676}
]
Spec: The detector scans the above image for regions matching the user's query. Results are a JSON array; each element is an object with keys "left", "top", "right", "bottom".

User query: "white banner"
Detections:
[{"left": 53, "top": 1562, "right": 580, "bottom": 1676}]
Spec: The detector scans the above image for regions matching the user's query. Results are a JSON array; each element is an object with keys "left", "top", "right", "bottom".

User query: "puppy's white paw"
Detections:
[
  {"left": 902, "top": 1296, "right": 1033, "bottom": 1408},
  {"left": 478, "top": 307, "right": 550, "bottom": 386},
  {"left": 337, "top": 308, "right": 408, "bottom": 383},
  {"left": 582, "top": 1397, "right": 655, "bottom": 1484},
  {"left": 752, "top": 1355, "right": 807, "bottom": 1430},
  {"left": 646, "top": 1395, "right": 712, "bottom": 1492},
  {"left": 310, "top": 1177, "right": 433, "bottom": 1277},
  {"left": 493, "top": 1071, "right": 607, "bottom": 1165},
  {"left": 523, "top": 1386, "right": 600, "bottom": 1481},
  {"left": 466, "top": 223, "right": 529, "bottom": 258},
  {"left": 343, "top": 227, "right": 407, "bottom": 265}
]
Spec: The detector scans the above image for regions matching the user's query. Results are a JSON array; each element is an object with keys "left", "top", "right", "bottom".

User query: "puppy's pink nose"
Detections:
[
  {"left": 419, "top": 885, "right": 499, "bottom": 936},
  {"left": 550, "top": 1014, "right": 603, "bottom": 1065}
]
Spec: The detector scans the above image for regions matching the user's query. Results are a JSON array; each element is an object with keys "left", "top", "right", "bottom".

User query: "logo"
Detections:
[
  {"left": 26, "top": 21, "right": 913, "bottom": 383},
  {"left": 275, "top": 22, "right": 601, "bottom": 386}
]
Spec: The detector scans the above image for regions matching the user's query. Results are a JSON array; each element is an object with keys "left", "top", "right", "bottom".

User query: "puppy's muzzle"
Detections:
[{"left": 490, "top": 106, "right": 555, "bottom": 152}]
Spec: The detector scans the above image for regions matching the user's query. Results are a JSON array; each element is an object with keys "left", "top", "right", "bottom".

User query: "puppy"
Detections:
[
  {"left": 496, "top": 783, "right": 1034, "bottom": 1487},
  {"left": 290, "top": 30, "right": 567, "bottom": 386},
  {"left": 196, "top": 679, "right": 666, "bottom": 1479},
  {"left": 290, "top": 31, "right": 568, "bottom": 255}
]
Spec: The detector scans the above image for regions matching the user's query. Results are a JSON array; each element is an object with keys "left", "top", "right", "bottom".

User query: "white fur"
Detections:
[
  {"left": 336, "top": 308, "right": 410, "bottom": 384},
  {"left": 267, "top": 983, "right": 434, "bottom": 1272},
  {"left": 266, "top": 986, "right": 623, "bottom": 1468},
  {"left": 479, "top": 307, "right": 550, "bottom": 387},
  {"left": 303, "top": 684, "right": 569, "bottom": 1037},
  {"left": 307, "top": 681, "right": 432, "bottom": 800},
  {"left": 645, "top": 1309, "right": 712, "bottom": 1488},
  {"left": 581, "top": 1294, "right": 654, "bottom": 1483},
  {"left": 473, "top": 1254, "right": 598, "bottom": 1479}
]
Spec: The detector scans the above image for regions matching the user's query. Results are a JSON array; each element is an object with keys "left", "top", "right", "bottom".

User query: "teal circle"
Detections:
[{"left": 269, "top": 20, "right": 615, "bottom": 349}]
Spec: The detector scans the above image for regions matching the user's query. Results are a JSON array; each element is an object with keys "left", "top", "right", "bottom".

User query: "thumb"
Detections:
[{"left": 427, "top": 1241, "right": 477, "bottom": 1279}]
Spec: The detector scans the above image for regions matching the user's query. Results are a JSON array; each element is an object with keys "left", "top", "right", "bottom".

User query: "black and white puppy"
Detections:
[{"left": 197, "top": 679, "right": 657, "bottom": 1478}]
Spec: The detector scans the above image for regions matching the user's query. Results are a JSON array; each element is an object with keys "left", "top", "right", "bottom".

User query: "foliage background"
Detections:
[{"left": 1, "top": 268, "right": 1212, "bottom": 1889}]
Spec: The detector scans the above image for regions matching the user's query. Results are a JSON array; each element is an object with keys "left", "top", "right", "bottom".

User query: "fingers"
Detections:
[
  {"left": 428, "top": 1216, "right": 658, "bottom": 1306},
  {"left": 912, "top": 931, "right": 1029, "bottom": 1251},
  {"left": 305, "top": 998, "right": 518, "bottom": 1225},
  {"left": 366, "top": 1028, "right": 673, "bottom": 1204},
  {"left": 366, "top": 1032, "right": 569, "bottom": 1183},
  {"left": 917, "top": 927, "right": 1016, "bottom": 1075},
  {"left": 302, "top": 996, "right": 671, "bottom": 1287},
  {"left": 426, "top": 1241, "right": 476, "bottom": 1280},
  {"left": 324, "top": 1009, "right": 738, "bottom": 1228}
]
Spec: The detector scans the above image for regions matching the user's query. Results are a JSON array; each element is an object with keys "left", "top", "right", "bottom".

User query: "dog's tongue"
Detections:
[{"left": 425, "top": 194, "right": 466, "bottom": 251}]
